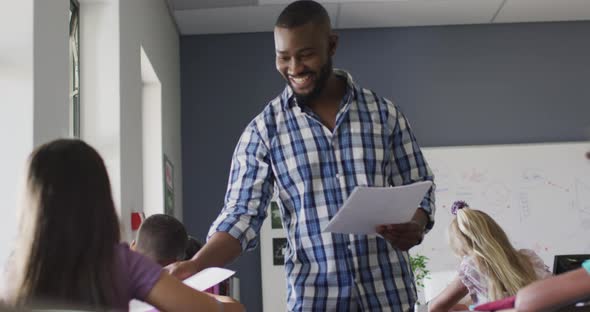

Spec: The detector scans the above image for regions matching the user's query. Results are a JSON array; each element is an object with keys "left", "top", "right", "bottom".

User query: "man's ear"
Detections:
[
  {"left": 328, "top": 32, "right": 339, "bottom": 57},
  {"left": 130, "top": 240, "right": 136, "bottom": 250}
]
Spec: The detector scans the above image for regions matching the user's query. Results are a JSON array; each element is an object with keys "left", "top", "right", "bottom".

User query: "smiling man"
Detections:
[{"left": 168, "top": 1, "right": 435, "bottom": 311}]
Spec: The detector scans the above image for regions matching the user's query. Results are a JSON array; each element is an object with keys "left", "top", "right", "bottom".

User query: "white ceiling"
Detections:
[{"left": 167, "top": 0, "right": 590, "bottom": 35}]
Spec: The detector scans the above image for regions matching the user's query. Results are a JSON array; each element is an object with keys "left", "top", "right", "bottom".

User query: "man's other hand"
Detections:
[{"left": 376, "top": 221, "right": 424, "bottom": 251}]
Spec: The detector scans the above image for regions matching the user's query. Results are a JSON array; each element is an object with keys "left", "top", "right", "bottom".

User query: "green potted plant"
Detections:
[{"left": 410, "top": 254, "right": 430, "bottom": 311}]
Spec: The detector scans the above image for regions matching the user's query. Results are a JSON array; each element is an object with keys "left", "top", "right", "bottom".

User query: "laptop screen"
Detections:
[{"left": 553, "top": 254, "right": 590, "bottom": 275}]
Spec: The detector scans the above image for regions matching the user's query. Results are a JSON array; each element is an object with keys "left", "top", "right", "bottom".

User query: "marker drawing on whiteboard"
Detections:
[
  {"left": 518, "top": 192, "right": 530, "bottom": 222},
  {"left": 575, "top": 179, "right": 590, "bottom": 214},
  {"left": 546, "top": 180, "right": 570, "bottom": 192}
]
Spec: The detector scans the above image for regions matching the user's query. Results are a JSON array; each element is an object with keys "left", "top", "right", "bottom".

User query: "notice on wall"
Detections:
[{"left": 163, "top": 154, "right": 174, "bottom": 216}]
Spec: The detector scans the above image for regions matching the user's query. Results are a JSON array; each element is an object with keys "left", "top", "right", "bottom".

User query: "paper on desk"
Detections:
[
  {"left": 323, "top": 181, "right": 433, "bottom": 235},
  {"left": 129, "top": 267, "right": 235, "bottom": 312},
  {"left": 129, "top": 299, "right": 155, "bottom": 312}
]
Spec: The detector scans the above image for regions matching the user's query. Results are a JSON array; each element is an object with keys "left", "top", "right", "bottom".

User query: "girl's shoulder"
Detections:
[
  {"left": 517, "top": 248, "right": 544, "bottom": 265},
  {"left": 459, "top": 255, "right": 477, "bottom": 271},
  {"left": 517, "top": 248, "right": 538, "bottom": 257},
  {"left": 115, "top": 243, "right": 162, "bottom": 275},
  {"left": 518, "top": 249, "right": 552, "bottom": 278},
  {"left": 458, "top": 255, "right": 489, "bottom": 303},
  {"left": 114, "top": 243, "right": 163, "bottom": 300}
]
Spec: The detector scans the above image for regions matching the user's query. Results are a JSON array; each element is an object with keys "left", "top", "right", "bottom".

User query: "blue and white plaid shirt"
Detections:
[{"left": 209, "top": 70, "right": 435, "bottom": 311}]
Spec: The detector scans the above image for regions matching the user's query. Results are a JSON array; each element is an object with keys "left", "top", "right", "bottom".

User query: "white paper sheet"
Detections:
[
  {"left": 129, "top": 267, "right": 236, "bottom": 312},
  {"left": 129, "top": 299, "right": 155, "bottom": 312},
  {"left": 183, "top": 267, "right": 235, "bottom": 291},
  {"left": 322, "top": 181, "right": 433, "bottom": 235}
]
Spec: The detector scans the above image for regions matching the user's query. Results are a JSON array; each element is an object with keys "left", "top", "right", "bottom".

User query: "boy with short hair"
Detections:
[{"left": 131, "top": 214, "right": 188, "bottom": 266}]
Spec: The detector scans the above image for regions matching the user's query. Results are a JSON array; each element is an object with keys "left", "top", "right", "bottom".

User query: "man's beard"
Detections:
[{"left": 291, "top": 58, "right": 333, "bottom": 107}]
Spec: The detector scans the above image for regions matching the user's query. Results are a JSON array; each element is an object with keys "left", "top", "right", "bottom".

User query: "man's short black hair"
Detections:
[
  {"left": 135, "top": 214, "right": 188, "bottom": 263},
  {"left": 275, "top": 0, "right": 331, "bottom": 29}
]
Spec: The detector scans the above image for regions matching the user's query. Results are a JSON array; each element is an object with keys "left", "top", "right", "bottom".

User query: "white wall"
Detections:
[
  {"left": 33, "top": 0, "right": 70, "bottom": 145},
  {"left": 0, "top": 0, "right": 71, "bottom": 268},
  {"left": 79, "top": 0, "right": 183, "bottom": 240},
  {"left": 0, "top": 77, "right": 34, "bottom": 272},
  {"left": 119, "top": 0, "right": 183, "bottom": 239},
  {"left": 0, "top": 0, "right": 182, "bottom": 272},
  {"left": 79, "top": 0, "right": 123, "bottom": 230},
  {"left": 141, "top": 46, "right": 165, "bottom": 218}
]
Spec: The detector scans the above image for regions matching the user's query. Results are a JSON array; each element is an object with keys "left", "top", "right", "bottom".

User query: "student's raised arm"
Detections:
[
  {"left": 169, "top": 123, "right": 274, "bottom": 279},
  {"left": 428, "top": 276, "right": 469, "bottom": 312},
  {"left": 146, "top": 272, "right": 244, "bottom": 312},
  {"left": 167, "top": 232, "right": 242, "bottom": 279},
  {"left": 515, "top": 267, "right": 590, "bottom": 312}
]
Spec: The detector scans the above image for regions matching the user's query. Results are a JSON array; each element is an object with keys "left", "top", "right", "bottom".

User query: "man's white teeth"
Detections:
[{"left": 292, "top": 76, "right": 310, "bottom": 84}]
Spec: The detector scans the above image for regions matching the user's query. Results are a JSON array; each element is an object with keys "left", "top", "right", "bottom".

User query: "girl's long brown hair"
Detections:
[{"left": 10, "top": 139, "right": 121, "bottom": 308}]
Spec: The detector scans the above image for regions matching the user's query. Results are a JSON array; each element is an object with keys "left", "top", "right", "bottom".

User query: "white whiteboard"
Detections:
[
  {"left": 260, "top": 201, "right": 288, "bottom": 312},
  {"left": 260, "top": 142, "right": 590, "bottom": 311},
  {"left": 412, "top": 142, "right": 590, "bottom": 273}
]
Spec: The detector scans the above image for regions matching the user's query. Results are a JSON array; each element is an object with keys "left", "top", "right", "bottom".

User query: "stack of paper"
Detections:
[{"left": 323, "top": 181, "right": 433, "bottom": 235}]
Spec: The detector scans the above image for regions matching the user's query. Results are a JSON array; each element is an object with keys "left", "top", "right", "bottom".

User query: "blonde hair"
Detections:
[{"left": 449, "top": 207, "right": 538, "bottom": 300}]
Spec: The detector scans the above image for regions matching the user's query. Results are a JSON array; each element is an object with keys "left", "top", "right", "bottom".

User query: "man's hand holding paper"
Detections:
[
  {"left": 323, "top": 181, "right": 433, "bottom": 247},
  {"left": 376, "top": 208, "right": 428, "bottom": 251}
]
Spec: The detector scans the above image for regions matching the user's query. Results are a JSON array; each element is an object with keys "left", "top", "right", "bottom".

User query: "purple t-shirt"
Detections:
[
  {"left": 112, "top": 243, "right": 162, "bottom": 310},
  {"left": 0, "top": 243, "right": 161, "bottom": 310}
]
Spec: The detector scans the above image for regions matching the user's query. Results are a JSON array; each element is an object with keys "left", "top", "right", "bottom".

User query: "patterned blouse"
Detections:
[{"left": 458, "top": 249, "right": 552, "bottom": 304}]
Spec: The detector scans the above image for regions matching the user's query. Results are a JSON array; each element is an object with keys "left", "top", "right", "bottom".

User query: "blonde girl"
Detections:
[{"left": 429, "top": 201, "right": 550, "bottom": 312}]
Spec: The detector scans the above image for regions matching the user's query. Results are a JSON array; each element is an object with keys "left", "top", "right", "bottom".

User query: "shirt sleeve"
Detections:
[
  {"left": 207, "top": 124, "right": 274, "bottom": 252},
  {"left": 388, "top": 102, "right": 436, "bottom": 231},
  {"left": 123, "top": 245, "right": 163, "bottom": 301},
  {"left": 457, "top": 257, "right": 475, "bottom": 289},
  {"left": 458, "top": 256, "right": 487, "bottom": 304}
]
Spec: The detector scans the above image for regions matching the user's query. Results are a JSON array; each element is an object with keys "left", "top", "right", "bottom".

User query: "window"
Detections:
[{"left": 69, "top": 0, "right": 80, "bottom": 138}]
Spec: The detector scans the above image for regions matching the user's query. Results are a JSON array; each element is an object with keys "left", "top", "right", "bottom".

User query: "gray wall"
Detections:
[{"left": 181, "top": 21, "right": 590, "bottom": 311}]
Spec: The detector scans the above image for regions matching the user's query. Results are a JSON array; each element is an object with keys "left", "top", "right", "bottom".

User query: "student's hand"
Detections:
[
  {"left": 428, "top": 276, "right": 469, "bottom": 312},
  {"left": 451, "top": 303, "right": 469, "bottom": 311},
  {"left": 376, "top": 221, "right": 424, "bottom": 251},
  {"left": 220, "top": 300, "right": 245, "bottom": 312},
  {"left": 165, "top": 260, "right": 200, "bottom": 280},
  {"left": 147, "top": 272, "right": 239, "bottom": 312},
  {"left": 209, "top": 294, "right": 245, "bottom": 312}
]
